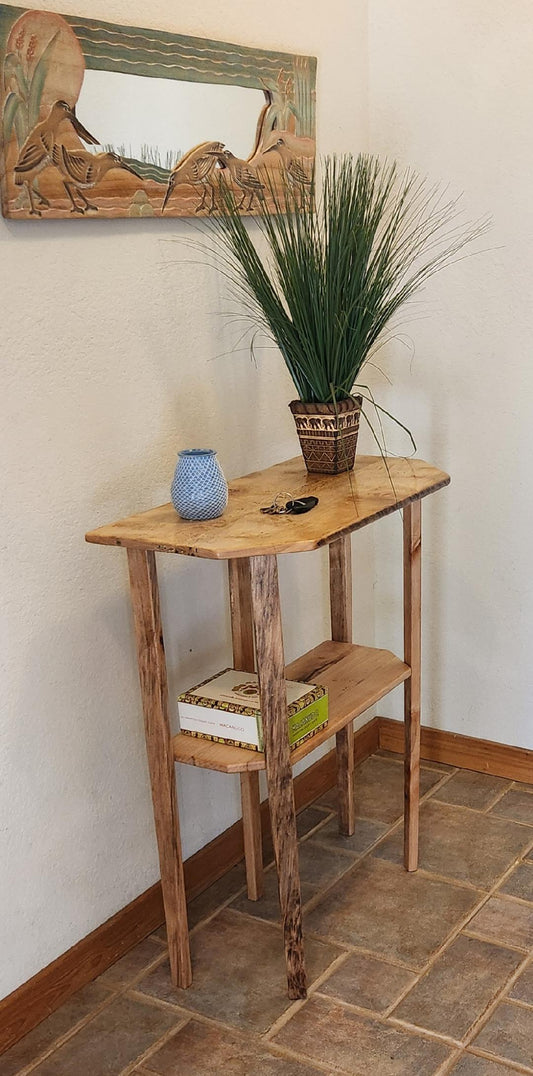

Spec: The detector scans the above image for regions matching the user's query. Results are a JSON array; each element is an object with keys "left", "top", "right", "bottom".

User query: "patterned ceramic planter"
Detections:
[
  {"left": 171, "top": 449, "right": 228, "bottom": 520},
  {"left": 289, "top": 396, "right": 363, "bottom": 474}
]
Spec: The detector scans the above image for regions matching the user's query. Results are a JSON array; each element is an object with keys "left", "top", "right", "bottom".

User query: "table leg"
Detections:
[
  {"left": 228, "top": 558, "right": 255, "bottom": 672},
  {"left": 240, "top": 771, "right": 263, "bottom": 901},
  {"left": 127, "top": 548, "right": 192, "bottom": 988},
  {"left": 329, "top": 536, "right": 356, "bottom": 836},
  {"left": 403, "top": 501, "right": 422, "bottom": 872},
  {"left": 250, "top": 554, "right": 307, "bottom": 1000},
  {"left": 228, "top": 559, "right": 263, "bottom": 900}
]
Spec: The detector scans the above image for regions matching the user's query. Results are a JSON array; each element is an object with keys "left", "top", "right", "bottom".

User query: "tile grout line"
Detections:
[
  {"left": 399, "top": 829, "right": 533, "bottom": 965},
  {"left": 126, "top": 937, "right": 422, "bottom": 1051},
  {"left": 270, "top": 988, "right": 469, "bottom": 1053},
  {"left": 121, "top": 981, "right": 353, "bottom": 1074},
  {"left": 425, "top": 787, "right": 533, "bottom": 824},
  {"left": 431, "top": 1048, "right": 464, "bottom": 1076},
  {"left": 494, "top": 889, "right": 533, "bottom": 910},
  {"left": 300, "top": 767, "right": 460, "bottom": 923},
  {"left": 298, "top": 808, "right": 337, "bottom": 836},
  {"left": 11, "top": 947, "right": 173, "bottom": 1076},
  {"left": 379, "top": 976, "right": 422, "bottom": 1021},
  {"left": 507, "top": 996, "right": 533, "bottom": 1012},
  {"left": 150, "top": 934, "right": 168, "bottom": 948},
  {"left": 296, "top": 928, "right": 423, "bottom": 972},
  {"left": 262, "top": 950, "right": 352, "bottom": 1042},
  {"left": 186, "top": 812, "right": 346, "bottom": 939},
  {"left": 299, "top": 836, "right": 380, "bottom": 863},
  {"left": 307, "top": 990, "right": 464, "bottom": 1048},
  {"left": 265, "top": 1039, "right": 344, "bottom": 1073},
  {"left": 461, "top": 929, "right": 530, "bottom": 954},
  {"left": 187, "top": 882, "right": 250, "bottom": 936},
  {"left": 117, "top": 1016, "right": 192, "bottom": 1076},
  {"left": 368, "top": 849, "right": 533, "bottom": 1049},
  {"left": 466, "top": 1045, "right": 533, "bottom": 1074},
  {"left": 381, "top": 865, "right": 493, "bottom": 894},
  {"left": 267, "top": 1039, "right": 351, "bottom": 1075},
  {"left": 122, "top": 982, "right": 325, "bottom": 1076},
  {"left": 302, "top": 830, "right": 389, "bottom": 860},
  {"left": 186, "top": 759, "right": 429, "bottom": 937},
  {"left": 303, "top": 868, "right": 490, "bottom": 981},
  {"left": 385, "top": 1014, "right": 462, "bottom": 1048},
  {"left": 481, "top": 782, "right": 515, "bottom": 813},
  {"left": 291, "top": 930, "right": 533, "bottom": 1074},
  {"left": 389, "top": 950, "right": 528, "bottom": 1049},
  {"left": 312, "top": 960, "right": 422, "bottom": 1023},
  {"left": 489, "top": 813, "right": 533, "bottom": 830},
  {"left": 294, "top": 843, "right": 396, "bottom": 921},
  {"left": 11, "top": 988, "right": 124, "bottom": 1076},
  {"left": 374, "top": 751, "right": 461, "bottom": 777},
  {"left": 124, "top": 987, "right": 256, "bottom": 1036},
  {"left": 261, "top": 1035, "right": 365, "bottom": 1076},
  {"left": 450, "top": 949, "right": 533, "bottom": 1062}
]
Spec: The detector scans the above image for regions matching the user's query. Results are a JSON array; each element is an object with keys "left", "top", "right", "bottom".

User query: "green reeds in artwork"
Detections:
[{"left": 3, "top": 28, "right": 60, "bottom": 147}]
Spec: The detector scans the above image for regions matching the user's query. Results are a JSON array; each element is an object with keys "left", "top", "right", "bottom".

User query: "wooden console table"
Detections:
[{"left": 86, "top": 455, "right": 450, "bottom": 1000}]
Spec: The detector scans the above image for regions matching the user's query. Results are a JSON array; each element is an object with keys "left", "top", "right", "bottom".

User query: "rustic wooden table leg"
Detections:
[
  {"left": 329, "top": 536, "right": 356, "bottom": 836},
  {"left": 403, "top": 500, "right": 422, "bottom": 871},
  {"left": 228, "top": 559, "right": 263, "bottom": 900},
  {"left": 239, "top": 770, "right": 263, "bottom": 900},
  {"left": 127, "top": 548, "right": 192, "bottom": 988},
  {"left": 250, "top": 554, "right": 307, "bottom": 999}
]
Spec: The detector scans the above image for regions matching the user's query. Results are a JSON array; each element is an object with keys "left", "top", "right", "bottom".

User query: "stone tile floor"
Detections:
[{"left": 2, "top": 753, "right": 533, "bottom": 1075}]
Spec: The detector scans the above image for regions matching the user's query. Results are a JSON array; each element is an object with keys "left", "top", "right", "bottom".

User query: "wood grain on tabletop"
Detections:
[{"left": 85, "top": 456, "right": 450, "bottom": 559}]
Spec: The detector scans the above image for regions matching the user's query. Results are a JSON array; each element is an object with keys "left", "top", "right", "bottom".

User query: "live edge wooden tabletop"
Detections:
[{"left": 85, "top": 456, "right": 450, "bottom": 560}]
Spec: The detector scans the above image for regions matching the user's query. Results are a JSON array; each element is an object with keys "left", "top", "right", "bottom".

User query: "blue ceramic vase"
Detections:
[{"left": 171, "top": 449, "right": 228, "bottom": 521}]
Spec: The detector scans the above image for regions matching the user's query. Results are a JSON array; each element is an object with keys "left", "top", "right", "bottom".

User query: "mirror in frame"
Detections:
[{"left": 0, "top": 5, "right": 317, "bottom": 220}]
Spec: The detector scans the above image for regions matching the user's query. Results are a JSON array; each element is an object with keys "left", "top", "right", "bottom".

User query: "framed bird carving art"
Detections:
[{"left": 0, "top": 5, "right": 316, "bottom": 221}]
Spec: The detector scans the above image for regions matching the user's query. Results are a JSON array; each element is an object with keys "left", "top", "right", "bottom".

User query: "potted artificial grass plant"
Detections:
[{"left": 207, "top": 154, "right": 484, "bottom": 474}]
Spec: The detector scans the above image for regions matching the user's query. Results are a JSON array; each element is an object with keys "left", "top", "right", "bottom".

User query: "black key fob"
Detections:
[{"left": 286, "top": 496, "right": 319, "bottom": 515}]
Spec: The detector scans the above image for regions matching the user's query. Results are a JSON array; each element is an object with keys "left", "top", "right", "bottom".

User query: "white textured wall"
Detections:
[
  {"left": 0, "top": 0, "right": 368, "bottom": 997},
  {"left": 366, "top": 0, "right": 533, "bottom": 751},
  {"left": 6, "top": 0, "right": 530, "bottom": 1005}
]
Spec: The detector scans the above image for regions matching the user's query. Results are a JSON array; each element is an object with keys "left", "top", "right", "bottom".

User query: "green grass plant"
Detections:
[{"left": 206, "top": 154, "right": 486, "bottom": 407}]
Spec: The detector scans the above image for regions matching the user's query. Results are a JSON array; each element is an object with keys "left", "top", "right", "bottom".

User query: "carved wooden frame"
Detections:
[{"left": 0, "top": 4, "right": 317, "bottom": 220}]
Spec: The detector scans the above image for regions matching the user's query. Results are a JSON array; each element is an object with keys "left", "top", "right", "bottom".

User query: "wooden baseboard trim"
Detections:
[
  {"left": 0, "top": 717, "right": 379, "bottom": 1053},
  {"left": 378, "top": 717, "right": 533, "bottom": 784},
  {"left": 0, "top": 881, "right": 165, "bottom": 1055}
]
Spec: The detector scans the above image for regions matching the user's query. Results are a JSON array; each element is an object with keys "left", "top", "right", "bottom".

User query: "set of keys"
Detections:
[{"left": 260, "top": 491, "right": 319, "bottom": 516}]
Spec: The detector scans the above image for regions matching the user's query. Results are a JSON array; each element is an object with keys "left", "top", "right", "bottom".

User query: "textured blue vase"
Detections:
[{"left": 171, "top": 449, "right": 228, "bottom": 520}]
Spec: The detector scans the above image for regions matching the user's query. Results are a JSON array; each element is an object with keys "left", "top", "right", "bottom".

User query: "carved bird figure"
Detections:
[
  {"left": 52, "top": 144, "right": 140, "bottom": 213},
  {"left": 161, "top": 141, "right": 225, "bottom": 214},
  {"left": 210, "top": 149, "right": 265, "bottom": 212},
  {"left": 14, "top": 100, "right": 98, "bottom": 216},
  {"left": 262, "top": 131, "right": 316, "bottom": 159},
  {"left": 264, "top": 136, "right": 314, "bottom": 191}
]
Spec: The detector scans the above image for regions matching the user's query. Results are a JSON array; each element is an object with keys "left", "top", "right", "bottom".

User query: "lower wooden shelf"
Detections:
[{"left": 172, "top": 640, "right": 410, "bottom": 774}]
